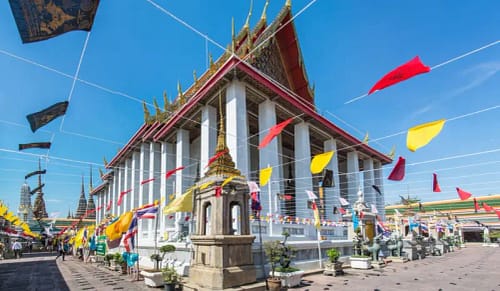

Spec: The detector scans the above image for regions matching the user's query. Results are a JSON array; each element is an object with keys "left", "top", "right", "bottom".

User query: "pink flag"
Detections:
[
  {"left": 433, "top": 173, "right": 441, "bottom": 192},
  {"left": 305, "top": 190, "right": 318, "bottom": 200},
  {"left": 258, "top": 118, "right": 293, "bottom": 149},
  {"left": 456, "top": 187, "right": 472, "bottom": 201},
  {"left": 388, "top": 156, "right": 405, "bottom": 181},
  {"left": 141, "top": 178, "right": 155, "bottom": 185},
  {"left": 206, "top": 150, "right": 228, "bottom": 168},
  {"left": 166, "top": 166, "right": 185, "bottom": 179},
  {"left": 368, "top": 56, "right": 430, "bottom": 94},
  {"left": 483, "top": 202, "right": 494, "bottom": 212}
]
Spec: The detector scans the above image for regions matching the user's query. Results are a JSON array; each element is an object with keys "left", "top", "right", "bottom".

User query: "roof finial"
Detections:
[
  {"left": 209, "top": 53, "right": 214, "bottom": 68},
  {"left": 153, "top": 97, "right": 161, "bottom": 116},
  {"left": 103, "top": 156, "right": 108, "bottom": 167},
  {"left": 217, "top": 92, "right": 225, "bottom": 150},
  {"left": 193, "top": 69, "right": 198, "bottom": 83},
  {"left": 142, "top": 101, "right": 150, "bottom": 122},
  {"left": 260, "top": 0, "right": 270, "bottom": 21},
  {"left": 286, "top": 0, "right": 291, "bottom": 8},
  {"left": 244, "top": 0, "right": 254, "bottom": 29},
  {"left": 98, "top": 167, "right": 104, "bottom": 179},
  {"left": 81, "top": 174, "right": 85, "bottom": 195},
  {"left": 177, "top": 81, "right": 185, "bottom": 104},
  {"left": 231, "top": 17, "right": 235, "bottom": 53},
  {"left": 163, "top": 91, "right": 170, "bottom": 112}
]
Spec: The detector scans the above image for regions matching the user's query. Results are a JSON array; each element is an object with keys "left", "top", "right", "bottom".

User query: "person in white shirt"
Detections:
[{"left": 12, "top": 241, "right": 22, "bottom": 259}]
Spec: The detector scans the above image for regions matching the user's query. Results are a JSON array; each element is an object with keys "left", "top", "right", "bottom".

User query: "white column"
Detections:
[
  {"left": 176, "top": 129, "right": 191, "bottom": 234},
  {"left": 363, "top": 158, "right": 375, "bottom": 212},
  {"left": 117, "top": 164, "right": 124, "bottom": 215},
  {"left": 123, "top": 159, "right": 131, "bottom": 213},
  {"left": 139, "top": 143, "right": 150, "bottom": 238},
  {"left": 200, "top": 105, "right": 217, "bottom": 177},
  {"left": 294, "top": 122, "right": 313, "bottom": 222},
  {"left": 324, "top": 139, "right": 341, "bottom": 221},
  {"left": 161, "top": 141, "right": 176, "bottom": 237},
  {"left": 258, "top": 100, "right": 284, "bottom": 223},
  {"left": 111, "top": 172, "right": 117, "bottom": 216},
  {"left": 226, "top": 80, "right": 249, "bottom": 177},
  {"left": 149, "top": 142, "right": 161, "bottom": 237},
  {"left": 374, "top": 161, "right": 385, "bottom": 220},
  {"left": 346, "top": 151, "right": 360, "bottom": 204},
  {"left": 130, "top": 151, "right": 140, "bottom": 210}
]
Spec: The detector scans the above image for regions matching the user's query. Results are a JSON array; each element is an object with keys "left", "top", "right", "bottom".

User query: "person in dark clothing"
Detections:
[{"left": 55, "top": 241, "right": 65, "bottom": 261}]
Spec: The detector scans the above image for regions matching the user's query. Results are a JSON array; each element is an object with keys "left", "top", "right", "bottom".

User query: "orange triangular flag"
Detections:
[
  {"left": 258, "top": 118, "right": 293, "bottom": 149},
  {"left": 456, "top": 187, "right": 472, "bottom": 201}
]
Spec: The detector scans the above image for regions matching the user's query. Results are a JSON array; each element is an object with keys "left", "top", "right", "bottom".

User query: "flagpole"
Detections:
[
  {"left": 154, "top": 209, "right": 159, "bottom": 255},
  {"left": 257, "top": 215, "right": 266, "bottom": 287},
  {"left": 316, "top": 229, "right": 322, "bottom": 269},
  {"left": 135, "top": 228, "right": 140, "bottom": 281},
  {"left": 267, "top": 166, "right": 273, "bottom": 236}
]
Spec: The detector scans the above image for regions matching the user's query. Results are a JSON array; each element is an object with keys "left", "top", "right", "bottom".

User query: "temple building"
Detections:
[
  {"left": 17, "top": 182, "right": 33, "bottom": 222},
  {"left": 385, "top": 195, "right": 500, "bottom": 242},
  {"left": 32, "top": 161, "right": 48, "bottom": 220},
  {"left": 75, "top": 176, "right": 88, "bottom": 218},
  {"left": 92, "top": 1, "right": 391, "bottom": 264}
]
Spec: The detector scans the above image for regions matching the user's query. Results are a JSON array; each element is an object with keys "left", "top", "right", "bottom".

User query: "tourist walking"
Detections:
[
  {"left": 55, "top": 241, "right": 65, "bottom": 261},
  {"left": 12, "top": 240, "right": 22, "bottom": 259}
]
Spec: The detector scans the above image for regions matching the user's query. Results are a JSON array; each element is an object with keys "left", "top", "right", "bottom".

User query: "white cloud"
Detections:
[{"left": 451, "top": 61, "right": 500, "bottom": 96}]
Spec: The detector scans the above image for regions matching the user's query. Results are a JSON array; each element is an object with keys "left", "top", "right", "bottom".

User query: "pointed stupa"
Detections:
[
  {"left": 75, "top": 175, "right": 87, "bottom": 218},
  {"left": 32, "top": 159, "right": 48, "bottom": 220},
  {"left": 205, "top": 94, "right": 241, "bottom": 177},
  {"left": 86, "top": 166, "right": 96, "bottom": 219}
]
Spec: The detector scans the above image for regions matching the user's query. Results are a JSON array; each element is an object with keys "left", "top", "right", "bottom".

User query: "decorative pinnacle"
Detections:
[
  {"left": 177, "top": 81, "right": 183, "bottom": 97},
  {"left": 260, "top": 0, "right": 270, "bottom": 21},
  {"left": 244, "top": 0, "right": 254, "bottom": 29},
  {"left": 89, "top": 166, "right": 93, "bottom": 193},
  {"left": 163, "top": 91, "right": 170, "bottom": 112},
  {"left": 231, "top": 17, "right": 235, "bottom": 53},
  {"left": 286, "top": 0, "right": 291, "bottom": 8},
  {"left": 209, "top": 53, "right": 214, "bottom": 68},
  {"left": 142, "top": 101, "right": 150, "bottom": 122},
  {"left": 193, "top": 70, "right": 198, "bottom": 82},
  {"left": 153, "top": 97, "right": 161, "bottom": 116},
  {"left": 205, "top": 92, "right": 241, "bottom": 177}
]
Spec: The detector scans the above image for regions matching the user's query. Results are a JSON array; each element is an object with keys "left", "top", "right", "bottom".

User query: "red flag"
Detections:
[
  {"left": 106, "top": 200, "right": 112, "bottom": 211},
  {"left": 495, "top": 209, "right": 500, "bottom": 220},
  {"left": 433, "top": 173, "right": 441, "bottom": 192},
  {"left": 360, "top": 211, "right": 365, "bottom": 219},
  {"left": 473, "top": 198, "right": 480, "bottom": 213},
  {"left": 456, "top": 187, "right": 472, "bottom": 201},
  {"left": 339, "top": 207, "right": 346, "bottom": 215},
  {"left": 388, "top": 156, "right": 405, "bottom": 181},
  {"left": 258, "top": 118, "right": 293, "bottom": 149},
  {"left": 368, "top": 56, "right": 430, "bottom": 94},
  {"left": 141, "top": 178, "right": 155, "bottom": 185},
  {"left": 185, "top": 216, "right": 190, "bottom": 221},
  {"left": 96, "top": 205, "right": 102, "bottom": 211},
  {"left": 166, "top": 166, "right": 185, "bottom": 179},
  {"left": 483, "top": 202, "right": 494, "bottom": 212},
  {"left": 206, "top": 149, "right": 228, "bottom": 168},
  {"left": 215, "top": 186, "right": 222, "bottom": 198},
  {"left": 118, "top": 189, "right": 132, "bottom": 206}
]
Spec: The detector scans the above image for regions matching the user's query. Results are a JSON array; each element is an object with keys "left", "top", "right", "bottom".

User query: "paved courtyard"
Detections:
[
  {"left": 294, "top": 244, "right": 500, "bottom": 291},
  {"left": 0, "top": 244, "right": 498, "bottom": 290}
]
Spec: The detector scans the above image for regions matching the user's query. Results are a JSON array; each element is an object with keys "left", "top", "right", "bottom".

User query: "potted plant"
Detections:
[
  {"left": 349, "top": 254, "right": 372, "bottom": 269},
  {"left": 324, "top": 248, "right": 344, "bottom": 276},
  {"left": 273, "top": 232, "right": 304, "bottom": 287},
  {"left": 263, "top": 240, "right": 282, "bottom": 291},
  {"left": 162, "top": 266, "right": 180, "bottom": 291},
  {"left": 104, "top": 253, "right": 114, "bottom": 267},
  {"left": 159, "top": 244, "right": 176, "bottom": 269},
  {"left": 141, "top": 245, "right": 176, "bottom": 288},
  {"left": 110, "top": 253, "right": 121, "bottom": 271}
]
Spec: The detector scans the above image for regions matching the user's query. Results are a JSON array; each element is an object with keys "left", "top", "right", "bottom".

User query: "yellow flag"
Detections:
[
  {"left": 221, "top": 175, "right": 237, "bottom": 187},
  {"left": 169, "top": 193, "right": 175, "bottom": 200},
  {"left": 0, "top": 204, "right": 7, "bottom": 216},
  {"left": 163, "top": 189, "right": 193, "bottom": 214},
  {"left": 406, "top": 119, "right": 446, "bottom": 152},
  {"left": 116, "top": 211, "right": 133, "bottom": 233},
  {"left": 260, "top": 167, "right": 272, "bottom": 186},
  {"left": 199, "top": 181, "right": 214, "bottom": 190},
  {"left": 105, "top": 219, "right": 123, "bottom": 241},
  {"left": 310, "top": 151, "right": 334, "bottom": 174}
]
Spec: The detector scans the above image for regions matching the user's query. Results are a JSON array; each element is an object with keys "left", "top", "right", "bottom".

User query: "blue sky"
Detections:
[{"left": 0, "top": 0, "right": 499, "bottom": 217}]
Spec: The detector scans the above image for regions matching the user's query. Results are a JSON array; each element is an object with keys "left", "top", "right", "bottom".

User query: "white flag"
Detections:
[
  {"left": 247, "top": 181, "right": 261, "bottom": 193},
  {"left": 371, "top": 203, "right": 379, "bottom": 214},
  {"left": 339, "top": 197, "right": 350, "bottom": 206},
  {"left": 305, "top": 190, "right": 317, "bottom": 200}
]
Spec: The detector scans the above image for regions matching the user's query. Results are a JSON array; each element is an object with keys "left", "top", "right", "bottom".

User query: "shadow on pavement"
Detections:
[{"left": 0, "top": 259, "right": 69, "bottom": 291}]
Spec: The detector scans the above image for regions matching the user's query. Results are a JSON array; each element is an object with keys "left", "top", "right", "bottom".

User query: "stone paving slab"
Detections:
[{"left": 291, "top": 245, "right": 500, "bottom": 291}]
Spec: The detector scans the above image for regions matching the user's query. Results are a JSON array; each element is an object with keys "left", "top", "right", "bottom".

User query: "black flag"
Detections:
[
  {"left": 372, "top": 185, "right": 382, "bottom": 195},
  {"left": 19, "top": 142, "right": 51, "bottom": 151},
  {"left": 333, "top": 206, "right": 339, "bottom": 214},
  {"left": 322, "top": 169, "right": 334, "bottom": 187},
  {"left": 25, "top": 169, "right": 46, "bottom": 180},
  {"left": 8, "top": 0, "right": 100, "bottom": 43},
  {"left": 26, "top": 101, "right": 69, "bottom": 132},
  {"left": 30, "top": 183, "right": 45, "bottom": 195}
]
